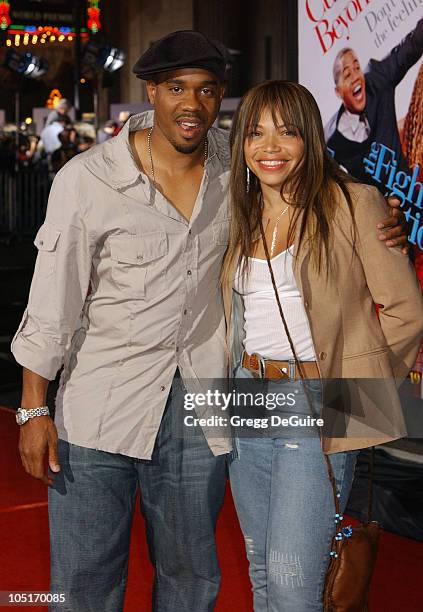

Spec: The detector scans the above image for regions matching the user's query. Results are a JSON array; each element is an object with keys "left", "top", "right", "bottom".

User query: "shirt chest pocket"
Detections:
[{"left": 110, "top": 231, "right": 168, "bottom": 300}]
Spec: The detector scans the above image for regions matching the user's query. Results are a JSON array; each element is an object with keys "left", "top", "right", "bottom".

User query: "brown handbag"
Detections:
[
  {"left": 259, "top": 220, "right": 380, "bottom": 612},
  {"left": 322, "top": 449, "right": 379, "bottom": 612}
]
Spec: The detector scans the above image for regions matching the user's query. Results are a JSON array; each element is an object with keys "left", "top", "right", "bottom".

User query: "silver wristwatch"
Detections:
[{"left": 16, "top": 406, "right": 50, "bottom": 425}]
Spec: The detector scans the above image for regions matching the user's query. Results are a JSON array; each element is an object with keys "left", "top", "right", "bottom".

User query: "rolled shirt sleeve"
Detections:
[{"left": 11, "top": 163, "right": 93, "bottom": 380}]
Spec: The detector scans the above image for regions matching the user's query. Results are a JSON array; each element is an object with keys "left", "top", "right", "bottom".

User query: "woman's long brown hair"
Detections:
[{"left": 221, "top": 81, "right": 357, "bottom": 283}]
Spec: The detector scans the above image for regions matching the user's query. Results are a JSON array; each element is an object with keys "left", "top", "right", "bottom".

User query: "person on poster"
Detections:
[
  {"left": 401, "top": 61, "right": 423, "bottom": 278},
  {"left": 11, "top": 30, "right": 409, "bottom": 612},
  {"left": 401, "top": 62, "right": 423, "bottom": 381},
  {"left": 325, "top": 18, "right": 423, "bottom": 188}
]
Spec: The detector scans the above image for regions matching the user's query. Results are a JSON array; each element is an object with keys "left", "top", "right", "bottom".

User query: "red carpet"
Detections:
[{"left": 1, "top": 406, "right": 422, "bottom": 611}]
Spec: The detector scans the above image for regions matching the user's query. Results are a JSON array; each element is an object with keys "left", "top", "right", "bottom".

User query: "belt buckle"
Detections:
[{"left": 250, "top": 352, "right": 266, "bottom": 379}]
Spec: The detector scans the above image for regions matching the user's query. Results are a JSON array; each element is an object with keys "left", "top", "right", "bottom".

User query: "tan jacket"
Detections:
[{"left": 222, "top": 183, "right": 423, "bottom": 453}]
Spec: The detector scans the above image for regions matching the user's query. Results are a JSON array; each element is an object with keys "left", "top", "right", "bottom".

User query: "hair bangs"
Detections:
[{"left": 268, "top": 85, "right": 305, "bottom": 139}]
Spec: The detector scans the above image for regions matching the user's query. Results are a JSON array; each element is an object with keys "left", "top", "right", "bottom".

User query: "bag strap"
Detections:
[
  {"left": 258, "top": 218, "right": 341, "bottom": 515},
  {"left": 367, "top": 446, "right": 375, "bottom": 523},
  {"left": 258, "top": 218, "right": 375, "bottom": 524}
]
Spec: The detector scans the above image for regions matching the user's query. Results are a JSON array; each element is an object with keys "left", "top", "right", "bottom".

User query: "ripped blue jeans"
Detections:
[{"left": 229, "top": 364, "right": 358, "bottom": 612}]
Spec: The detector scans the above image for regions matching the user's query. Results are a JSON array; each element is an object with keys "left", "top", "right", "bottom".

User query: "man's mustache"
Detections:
[{"left": 175, "top": 114, "right": 205, "bottom": 123}]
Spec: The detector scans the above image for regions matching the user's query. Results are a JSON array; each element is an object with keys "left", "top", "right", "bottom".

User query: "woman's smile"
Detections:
[{"left": 256, "top": 158, "right": 290, "bottom": 171}]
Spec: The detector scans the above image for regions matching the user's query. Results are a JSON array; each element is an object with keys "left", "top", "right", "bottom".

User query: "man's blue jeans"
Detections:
[
  {"left": 229, "top": 365, "right": 358, "bottom": 612},
  {"left": 48, "top": 373, "right": 227, "bottom": 612}
]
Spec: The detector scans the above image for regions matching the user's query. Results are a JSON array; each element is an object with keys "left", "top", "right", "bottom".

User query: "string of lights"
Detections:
[
  {"left": 2, "top": 1, "right": 100, "bottom": 46},
  {"left": 6, "top": 26, "right": 89, "bottom": 47}
]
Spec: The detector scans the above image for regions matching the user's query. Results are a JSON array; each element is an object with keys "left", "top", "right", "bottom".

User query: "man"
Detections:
[
  {"left": 50, "top": 126, "right": 78, "bottom": 173},
  {"left": 40, "top": 118, "right": 68, "bottom": 155},
  {"left": 325, "top": 19, "right": 423, "bottom": 187},
  {"left": 12, "top": 30, "right": 407, "bottom": 612},
  {"left": 45, "top": 98, "right": 72, "bottom": 127},
  {"left": 97, "top": 119, "right": 119, "bottom": 143}
]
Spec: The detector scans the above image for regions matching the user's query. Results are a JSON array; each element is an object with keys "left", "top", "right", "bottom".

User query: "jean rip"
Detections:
[{"left": 268, "top": 550, "right": 305, "bottom": 588}]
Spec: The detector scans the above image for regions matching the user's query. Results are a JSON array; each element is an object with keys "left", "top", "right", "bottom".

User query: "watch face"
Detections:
[{"left": 16, "top": 409, "right": 27, "bottom": 425}]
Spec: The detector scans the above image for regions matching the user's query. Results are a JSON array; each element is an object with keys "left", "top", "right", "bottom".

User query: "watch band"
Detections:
[
  {"left": 16, "top": 406, "right": 50, "bottom": 425},
  {"left": 25, "top": 406, "right": 50, "bottom": 417}
]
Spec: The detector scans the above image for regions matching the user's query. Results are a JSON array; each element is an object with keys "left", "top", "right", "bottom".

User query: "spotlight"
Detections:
[
  {"left": 22, "top": 53, "right": 48, "bottom": 77},
  {"left": 101, "top": 45, "right": 125, "bottom": 72},
  {"left": 82, "top": 39, "right": 125, "bottom": 74},
  {"left": 4, "top": 50, "right": 49, "bottom": 78}
]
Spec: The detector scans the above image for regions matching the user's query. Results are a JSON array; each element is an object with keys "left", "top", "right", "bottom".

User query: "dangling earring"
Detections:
[{"left": 246, "top": 167, "right": 251, "bottom": 193}]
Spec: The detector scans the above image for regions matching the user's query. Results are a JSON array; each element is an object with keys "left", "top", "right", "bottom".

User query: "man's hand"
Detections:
[
  {"left": 377, "top": 196, "right": 409, "bottom": 254},
  {"left": 19, "top": 416, "right": 60, "bottom": 486}
]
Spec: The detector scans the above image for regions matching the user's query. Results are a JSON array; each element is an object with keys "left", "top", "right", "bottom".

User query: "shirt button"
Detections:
[
  {"left": 137, "top": 254, "right": 143, "bottom": 261},
  {"left": 160, "top": 385, "right": 166, "bottom": 391},
  {"left": 187, "top": 270, "right": 192, "bottom": 276},
  {"left": 183, "top": 309, "right": 188, "bottom": 315},
  {"left": 188, "top": 229, "right": 192, "bottom": 234},
  {"left": 39, "top": 240, "right": 44, "bottom": 246},
  {"left": 176, "top": 346, "right": 179, "bottom": 353},
  {"left": 319, "top": 352, "right": 327, "bottom": 361},
  {"left": 304, "top": 300, "right": 309, "bottom": 309}
]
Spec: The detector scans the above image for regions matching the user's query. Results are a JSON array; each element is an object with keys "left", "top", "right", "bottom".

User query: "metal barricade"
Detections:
[{"left": 0, "top": 167, "right": 51, "bottom": 237}]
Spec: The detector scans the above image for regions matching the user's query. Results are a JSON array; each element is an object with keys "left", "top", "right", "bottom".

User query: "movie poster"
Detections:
[{"left": 298, "top": 0, "right": 423, "bottom": 253}]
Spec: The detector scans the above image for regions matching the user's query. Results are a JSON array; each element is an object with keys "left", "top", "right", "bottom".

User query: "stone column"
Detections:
[{"left": 118, "top": 0, "right": 194, "bottom": 104}]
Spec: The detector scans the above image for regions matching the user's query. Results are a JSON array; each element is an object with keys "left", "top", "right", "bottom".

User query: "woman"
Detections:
[{"left": 221, "top": 81, "right": 423, "bottom": 611}]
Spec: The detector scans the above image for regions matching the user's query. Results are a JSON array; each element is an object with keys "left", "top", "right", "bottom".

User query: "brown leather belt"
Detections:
[{"left": 242, "top": 351, "right": 320, "bottom": 380}]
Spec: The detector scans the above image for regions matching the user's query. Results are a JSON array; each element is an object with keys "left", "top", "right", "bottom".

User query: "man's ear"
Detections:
[
  {"left": 146, "top": 80, "right": 157, "bottom": 105},
  {"left": 334, "top": 85, "right": 342, "bottom": 101},
  {"left": 219, "top": 85, "right": 226, "bottom": 104}
]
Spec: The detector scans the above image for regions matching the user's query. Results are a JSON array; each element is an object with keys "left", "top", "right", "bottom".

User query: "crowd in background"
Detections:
[{"left": 0, "top": 99, "right": 122, "bottom": 175}]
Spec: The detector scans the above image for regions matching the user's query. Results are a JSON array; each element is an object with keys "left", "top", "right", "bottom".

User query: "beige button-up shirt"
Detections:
[{"left": 11, "top": 112, "right": 232, "bottom": 459}]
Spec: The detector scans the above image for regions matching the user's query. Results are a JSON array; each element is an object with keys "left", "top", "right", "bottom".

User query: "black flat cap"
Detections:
[{"left": 132, "top": 30, "right": 228, "bottom": 82}]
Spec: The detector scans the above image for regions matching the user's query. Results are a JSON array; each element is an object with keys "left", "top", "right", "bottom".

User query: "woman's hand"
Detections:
[{"left": 377, "top": 196, "right": 409, "bottom": 254}]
